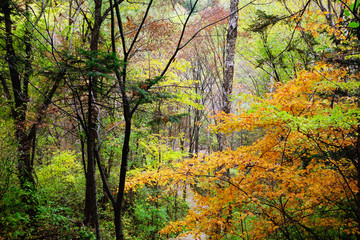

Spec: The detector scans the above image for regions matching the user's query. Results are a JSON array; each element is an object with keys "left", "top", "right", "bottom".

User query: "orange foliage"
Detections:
[{"left": 128, "top": 63, "right": 360, "bottom": 239}]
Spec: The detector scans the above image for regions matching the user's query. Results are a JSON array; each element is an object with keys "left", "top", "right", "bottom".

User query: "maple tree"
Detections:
[
  {"left": 126, "top": 1, "right": 360, "bottom": 239},
  {"left": 128, "top": 62, "right": 360, "bottom": 239}
]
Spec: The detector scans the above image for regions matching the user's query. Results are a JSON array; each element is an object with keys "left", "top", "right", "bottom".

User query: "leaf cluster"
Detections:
[
  {"left": 248, "top": 10, "right": 284, "bottom": 33},
  {"left": 64, "top": 49, "right": 124, "bottom": 79}
]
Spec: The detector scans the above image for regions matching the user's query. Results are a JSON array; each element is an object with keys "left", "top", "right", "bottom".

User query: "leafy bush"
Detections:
[
  {"left": 124, "top": 186, "right": 188, "bottom": 240},
  {"left": 0, "top": 150, "right": 94, "bottom": 239},
  {"left": 36, "top": 150, "right": 85, "bottom": 211}
]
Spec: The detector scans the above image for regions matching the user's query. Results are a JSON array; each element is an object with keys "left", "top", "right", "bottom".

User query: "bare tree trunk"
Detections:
[
  {"left": 218, "top": 0, "right": 239, "bottom": 151},
  {"left": 84, "top": 75, "right": 100, "bottom": 239},
  {"left": 194, "top": 71, "right": 200, "bottom": 155},
  {"left": 114, "top": 110, "right": 132, "bottom": 240}
]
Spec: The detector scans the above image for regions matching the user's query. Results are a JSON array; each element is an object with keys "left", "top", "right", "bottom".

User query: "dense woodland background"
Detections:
[{"left": 1, "top": 0, "right": 360, "bottom": 239}]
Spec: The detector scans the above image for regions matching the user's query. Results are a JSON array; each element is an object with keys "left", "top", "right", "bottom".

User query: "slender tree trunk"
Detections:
[
  {"left": 84, "top": 0, "right": 102, "bottom": 238},
  {"left": 84, "top": 75, "right": 101, "bottom": 238},
  {"left": 114, "top": 110, "right": 132, "bottom": 240},
  {"left": 218, "top": 0, "right": 239, "bottom": 151},
  {"left": 194, "top": 82, "right": 200, "bottom": 155},
  {"left": 106, "top": 1, "right": 195, "bottom": 238}
]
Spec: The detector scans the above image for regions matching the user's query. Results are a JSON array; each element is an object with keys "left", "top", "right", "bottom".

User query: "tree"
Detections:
[
  {"left": 105, "top": 1, "right": 201, "bottom": 238},
  {"left": 83, "top": 0, "right": 104, "bottom": 237},
  {"left": 128, "top": 1, "right": 360, "bottom": 239},
  {"left": 0, "top": 0, "right": 64, "bottom": 215},
  {"left": 218, "top": 0, "right": 240, "bottom": 151},
  {"left": 134, "top": 63, "right": 360, "bottom": 239},
  {"left": 91, "top": 0, "right": 251, "bottom": 238},
  {"left": 7, "top": 0, "right": 360, "bottom": 239}
]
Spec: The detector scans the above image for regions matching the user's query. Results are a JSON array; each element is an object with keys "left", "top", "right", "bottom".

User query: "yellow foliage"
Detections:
[{"left": 127, "top": 63, "right": 360, "bottom": 239}]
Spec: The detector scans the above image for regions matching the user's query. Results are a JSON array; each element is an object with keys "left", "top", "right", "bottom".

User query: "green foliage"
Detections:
[
  {"left": 66, "top": 49, "right": 124, "bottom": 72},
  {"left": 0, "top": 178, "right": 95, "bottom": 239},
  {"left": 132, "top": 76, "right": 175, "bottom": 105},
  {"left": 78, "top": 49, "right": 124, "bottom": 78},
  {"left": 348, "top": 21, "right": 359, "bottom": 28},
  {"left": 178, "top": 0, "right": 199, "bottom": 13},
  {"left": 350, "top": 1, "right": 360, "bottom": 11},
  {"left": 36, "top": 150, "right": 85, "bottom": 210},
  {"left": 0, "top": 118, "right": 17, "bottom": 202},
  {"left": 124, "top": 186, "right": 188, "bottom": 240},
  {"left": 63, "top": 48, "right": 125, "bottom": 95},
  {"left": 0, "top": 184, "right": 33, "bottom": 239},
  {"left": 0, "top": 148, "right": 91, "bottom": 239},
  {"left": 149, "top": 112, "right": 190, "bottom": 126},
  {"left": 248, "top": 10, "right": 284, "bottom": 33},
  {"left": 35, "top": 204, "right": 95, "bottom": 240}
]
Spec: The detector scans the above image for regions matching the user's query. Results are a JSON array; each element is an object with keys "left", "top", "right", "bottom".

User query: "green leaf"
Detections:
[
  {"left": 351, "top": 2, "right": 360, "bottom": 11},
  {"left": 344, "top": 9, "right": 350, "bottom": 17},
  {"left": 349, "top": 21, "right": 359, "bottom": 28}
]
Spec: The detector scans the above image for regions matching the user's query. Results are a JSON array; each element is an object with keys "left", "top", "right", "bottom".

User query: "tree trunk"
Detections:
[
  {"left": 1, "top": 0, "right": 63, "bottom": 219},
  {"left": 114, "top": 112, "right": 132, "bottom": 240},
  {"left": 2, "top": 0, "right": 36, "bottom": 197},
  {"left": 218, "top": 0, "right": 239, "bottom": 151},
  {"left": 84, "top": 75, "right": 100, "bottom": 239},
  {"left": 83, "top": 0, "right": 102, "bottom": 239}
]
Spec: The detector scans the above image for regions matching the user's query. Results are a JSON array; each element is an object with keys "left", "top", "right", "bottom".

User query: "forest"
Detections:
[{"left": 1, "top": 0, "right": 360, "bottom": 239}]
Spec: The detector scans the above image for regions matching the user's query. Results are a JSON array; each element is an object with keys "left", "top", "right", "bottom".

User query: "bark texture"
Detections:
[{"left": 218, "top": 0, "right": 239, "bottom": 151}]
